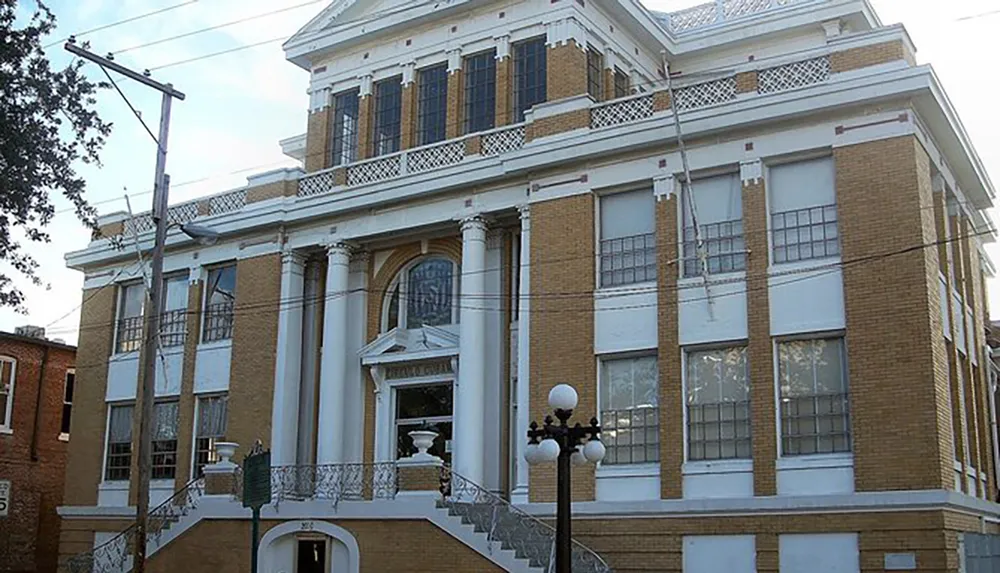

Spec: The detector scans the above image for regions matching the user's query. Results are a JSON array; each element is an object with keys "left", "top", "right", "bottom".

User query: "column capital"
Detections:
[
  {"left": 188, "top": 265, "right": 206, "bottom": 285},
  {"left": 653, "top": 174, "right": 675, "bottom": 202},
  {"left": 281, "top": 249, "right": 308, "bottom": 268},
  {"left": 495, "top": 35, "right": 510, "bottom": 60},
  {"left": 447, "top": 49, "right": 462, "bottom": 74},
  {"left": 401, "top": 61, "right": 416, "bottom": 86},
  {"left": 323, "top": 238, "right": 354, "bottom": 255},
  {"left": 517, "top": 204, "right": 531, "bottom": 220},
  {"left": 359, "top": 74, "right": 373, "bottom": 97},
  {"left": 460, "top": 214, "right": 489, "bottom": 233},
  {"left": 740, "top": 159, "right": 763, "bottom": 186}
]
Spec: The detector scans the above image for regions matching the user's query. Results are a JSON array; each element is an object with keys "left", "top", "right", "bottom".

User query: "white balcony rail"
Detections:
[
  {"left": 480, "top": 123, "right": 526, "bottom": 156},
  {"left": 591, "top": 93, "right": 654, "bottom": 129},
  {"left": 757, "top": 55, "right": 831, "bottom": 94},
  {"left": 667, "top": 0, "right": 806, "bottom": 33}
]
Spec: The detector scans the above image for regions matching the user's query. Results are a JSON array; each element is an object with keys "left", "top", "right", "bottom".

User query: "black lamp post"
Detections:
[{"left": 525, "top": 384, "right": 606, "bottom": 573}]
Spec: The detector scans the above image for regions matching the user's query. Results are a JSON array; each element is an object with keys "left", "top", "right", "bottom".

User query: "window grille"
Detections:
[
  {"left": 600, "top": 233, "right": 656, "bottom": 287},
  {"left": 587, "top": 47, "right": 604, "bottom": 100},
  {"left": 195, "top": 394, "right": 228, "bottom": 477},
  {"left": 682, "top": 220, "right": 746, "bottom": 277},
  {"left": 464, "top": 50, "right": 496, "bottom": 134},
  {"left": 152, "top": 401, "right": 179, "bottom": 480},
  {"left": 105, "top": 404, "right": 133, "bottom": 481},
  {"left": 373, "top": 77, "right": 402, "bottom": 157},
  {"left": 772, "top": 204, "right": 839, "bottom": 263},
  {"left": 331, "top": 89, "right": 360, "bottom": 166},
  {"left": 417, "top": 64, "right": 448, "bottom": 146},
  {"left": 686, "top": 346, "right": 750, "bottom": 461},
  {"left": 512, "top": 37, "right": 547, "bottom": 122},
  {"left": 778, "top": 337, "right": 851, "bottom": 456},
  {"left": 600, "top": 355, "right": 659, "bottom": 465}
]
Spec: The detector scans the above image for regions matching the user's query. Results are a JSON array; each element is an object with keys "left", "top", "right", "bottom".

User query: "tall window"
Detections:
[
  {"left": 682, "top": 173, "right": 745, "bottom": 277},
  {"left": 203, "top": 265, "right": 236, "bottom": 342},
  {"left": 116, "top": 281, "right": 145, "bottom": 354},
  {"left": 464, "top": 50, "right": 496, "bottom": 134},
  {"left": 587, "top": 46, "right": 604, "bottom": 100},
  {"left": 0, "top": 357, "right": 15, "bottom": 431},
  {"left": 686, "top": 346, "right": 750, "bottom": 461},
  {"left": 105, "top": 404, "right": 133, "bottom": 481},
  {"left": 384, "top": 258, "right": 458, "bottom": 331},
  {"left": 373, "top": 76, "right": 402, "bottom": 156},
  {"left": 194, "top": 394, "right": 228, "bottom": 477},
  {"left": 600, "top": 355, "right": 659, "bottom": 465},
  {"left": 417, "top": 64, "right": 449, "bottom": 146},
  {"left": 60, "top": 368, "right": 75, "bottom": 437},
  {"left": 152, "top": 400, "right": 179, "bottom": 480},
  {"left": 331, "top": 89, "right": 360, "bottom": 166},
  {"left": 613, "top": 68, "right": 630, "bottom": 98},
  {"left": 160, "top": 274, "right": 189, "bottom": 348},
  {"left": 512, "top": 37, "right": 547, "bottom": 122},
  {"left": 600, "top": 189, "right": 656, "bottom": 287},
  {"left": 770, "top": 157, "right": 839, "bottom": 264},
  {"left": 778, "top": 337, "right": 851, "bottom": 456},
  {"left": 395, "top": 383, "right": 453, "bottom": 462}
]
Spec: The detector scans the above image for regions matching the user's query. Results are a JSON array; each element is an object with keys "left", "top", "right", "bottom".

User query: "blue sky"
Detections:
[{"left": 3, "top": 0, "right": 999, "bottom": 344}]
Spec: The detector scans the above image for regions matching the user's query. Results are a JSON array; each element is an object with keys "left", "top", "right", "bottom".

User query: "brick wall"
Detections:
[
  {"left": 546, "top": 41, "right": 587, "bottom": 101},
  {"left": 228, "top": 254, "right": 282, "bottom": 458},
  {"left": 529, "top": 194, "right": 596, "bottom": 503},
  {"left": 830, "top": 40, "right": 914, "bottom": 73},
  {"left": 495, "top": 56, "right": 512, "bottom": 127},
  {"left": 401, "top": 82, "right": 416, "bottom": 149},
  {"left": 305, "top": 107, "right": 331, "bottom": 173},
  {"left": 525, "top": 109, "right": 590, "bottom": 141},
  {"left": 446, "top": 70, "right": 463, "bottom": 139},
  {"left": 174, "top": 280, "right": 203, "bottom": 489},
  {"left": 357, "top": 96, "right": 373, "bottom": 161},
  {"left": 836, "top": 136, "right": 953, "bottom": 492},
  {"left": 245, "top": 180, "right": 297, "bottom": 204},
  {"left": 0, "top": 336, "right": 75, "bottom": 573},
  {"left": 656, "top": 193, "right": 683, "bottom": 499}
]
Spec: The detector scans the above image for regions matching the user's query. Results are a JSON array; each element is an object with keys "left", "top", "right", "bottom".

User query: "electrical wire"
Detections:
[{"left": 43, "top": 0, "right": 202, "bottom": 49}]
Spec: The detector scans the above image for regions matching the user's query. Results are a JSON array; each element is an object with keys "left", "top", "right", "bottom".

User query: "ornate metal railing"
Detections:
[
  {"left": 232, "top": 463, "right": 399, "bottom": 508},
  {"left": 439, "top": 467, "right": 611, "bottom": 573},
  {"left": 63, "top": 478, "right": 205, "bottom": 573}
]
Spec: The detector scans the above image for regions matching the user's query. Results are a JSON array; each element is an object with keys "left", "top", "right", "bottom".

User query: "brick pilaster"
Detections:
[
  {"left": 357, "top": 95, "right": 373, "bottom": 161},
  {"left": 657, "top": 192, "right": 683, "bottom": 499},
  {"left": 933, "top": 188, "right": 962, "bottom": 490},
  {"left": 743, "top": 172, "right": 777, "bottom": 496},
  {"left": 602, "top": 68, "right": 615, "bottom": 101},
  {"left": 174, "top": 279, "right": 203, "bottom": 490},
  {"left": 446, "top": 69, "right": 463, "bottom": 139},
  {"left": 305, "top": 107, "right": 331, "bottom": 172},
  {"left": 495, "top": 56, "right": 512, "bottom": 127},
  {"left": 546, "top": 41, "right": 587, "bottom": 101},
  {"left": 400, "top": 81, "right": 417, "bottom": 149},
  {"left": 830, "top": 40, "right": 914, "bottom": 73}
]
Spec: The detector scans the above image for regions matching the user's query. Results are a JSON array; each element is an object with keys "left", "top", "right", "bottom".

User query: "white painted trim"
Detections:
[
  {"left": 776, "top": 453, "right": 854, "bottom": 470},
  {"left": 0, "top": 355, "right": 16, "bottom": 431},
  {"left": 259, "top": 520, "right": 360, "bottom": 573},
  {"left": 597, "top": 463, "right": 660, "bottom": 478}
]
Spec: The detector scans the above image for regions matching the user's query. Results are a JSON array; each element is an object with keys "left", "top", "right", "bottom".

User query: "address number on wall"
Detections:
[{"left": 0, "top": 479, "right": 10, "bottom": 517}]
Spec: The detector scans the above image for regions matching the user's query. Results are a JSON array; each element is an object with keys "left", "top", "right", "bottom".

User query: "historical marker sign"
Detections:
[
  {"left": 242, "top": 449, "right": 271, "bottom": 509},
  {"left": 0, "top": 479, "right": 10, "bottom": 517}
]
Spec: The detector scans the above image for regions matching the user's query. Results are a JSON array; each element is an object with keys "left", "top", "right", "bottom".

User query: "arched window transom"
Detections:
[{"left": 383, "top": 257, "right": 458, "bottom": 332}]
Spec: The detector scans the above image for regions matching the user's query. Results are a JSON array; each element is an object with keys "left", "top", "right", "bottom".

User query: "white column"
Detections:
[
  {"left": 296, "top": 262, "right": 323, "bottom": 466},
  {"left": 455, "top": 216, "right": 488, "bottom": 486},
  {"left": 270, "top": 250, "right": 305, "bottom": 465},
  {"left": 512, "top": 205, "right": 531, "bottom": 503},
  {"left": 317, "top": 241, "right": 352, "bottom": 465}
]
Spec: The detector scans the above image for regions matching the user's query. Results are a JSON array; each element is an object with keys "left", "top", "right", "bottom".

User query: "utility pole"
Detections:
[{"left": 64, "top": 41, "right": 185, "bottom": 573}]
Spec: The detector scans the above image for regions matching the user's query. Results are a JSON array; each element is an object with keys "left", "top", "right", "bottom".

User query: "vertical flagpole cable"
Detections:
[{"left": 661, "top": 51, "right": 716, "bottom": 319}]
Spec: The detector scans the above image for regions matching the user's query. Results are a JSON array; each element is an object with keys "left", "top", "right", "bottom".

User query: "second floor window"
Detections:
[
  {"left": 587, "top": 46, "right": 604, "bottom": 100},
  {"left": 686, "top": 346, "right": 750, "bottom": 461},
  {"left": 600, "top": 355, "right": 659, "bottom": 465},
  {"left": 600, "top": 189, "right": 656, "bottom": 288},
  {"left": 160, "top": 274, "right": 188, "bottom": 348},
  {"left": 105, "top": 404, "right": 133, "bottom": 481},
  {"left": 0, "top": 356, "right": 15, "bottom": 430},
  {"left": 778, "top": 337, "right": 851, "bottom": 456},
  {"left": 60, "top": 368, "right": 75, "bottom": 437},
  {"left": 464, "top": 50, "right": 496, "bottom": 134},
  {"left": 195, "top": 394, "right": 228, "bottom": 478},
  {"left": 614, "top": 68, "right": 630, "bottom": 98},
  {"left": 152, "top": 400, "right": 179, "bottom": 480},
  {"left": 417, "top": 64, "right": 448, "bottom": 146},
  {"left": 373, "top": 76, "right": 402, "bottom": 156},
  {"left": 770, "top": 157, "right": 839, "bottom": 264},
  {"left": 513, "top": 37, "right": 547, "bottom": 122},
  {"left": 203, "top": 265, "right": 236, "bottom": 343},
  {"left": 331, "top": 89, "right": 360, "bottom": 166},
  {"left": 116, "top": 281, "right": 145, "bottom": 354},
  {"left": 384, "top": 257, "right": 458, "bottom": 331},
  {"left": 682, "top": 173, "right": 746, "bottom": 277}
]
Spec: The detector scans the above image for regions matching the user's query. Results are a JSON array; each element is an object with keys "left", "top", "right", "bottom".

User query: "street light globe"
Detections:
[
  {"left": 548, "top": 384, "right": 578, "bottom": 411},
  {"left": 525, "top": 442, "right": 541, "bottom": 465},
  {"left": 583, "top": 438, "right": 606, "bottom": 463},
  {"left": 570, "top": 450, "right": 588, "bottom": 466},
  {"left": 537, "top": 438, "right": 560, "bottom": 463}
]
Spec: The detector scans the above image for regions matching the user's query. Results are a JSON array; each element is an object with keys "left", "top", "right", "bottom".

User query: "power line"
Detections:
[{"left": 43, "top": 0, "right": 201, "bottom": 49}]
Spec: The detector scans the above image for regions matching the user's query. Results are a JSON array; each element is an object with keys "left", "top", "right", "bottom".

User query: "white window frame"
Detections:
[
  {"left": 375, "top": 371, "right": 456, "bottom": 463},
  {"left": 380, "top": 256, "right": 460, "bottom": 333},
  {"left": 597, "top": 188, "right": 657, "bottom": 289},
  {"left": 0, "top": 355, "right": 16, "bottom": 433},
  {"left": 59, "top": 367, "right": 75, "bottom": 441},
  {"left": 102, "top": 402, "right": 134, "bottom": 483},
  {"left": 597, "top": 351, "right": 660, "bottom": 468},
  {"left": 114, "top": 281, "right": 146, "bottom": 355},
  {"left": 682, "top": 343, "right": 751, "bottom": 463},
  {"left": 191, "top": 392, "right": 229, "bottom": 479}
]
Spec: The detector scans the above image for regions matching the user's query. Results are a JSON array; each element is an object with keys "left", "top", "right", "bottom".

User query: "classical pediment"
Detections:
[
  {"left": 285, "top": 0, "right": 425, "bottom": 52},
  {"left": 359, "top": 324, "right": 460, "bottom": 365}
]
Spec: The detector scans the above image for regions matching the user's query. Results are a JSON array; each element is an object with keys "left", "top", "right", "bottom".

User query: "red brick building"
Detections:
[{"left": 0, "top": 329, "right": 76, "bottom": 573}]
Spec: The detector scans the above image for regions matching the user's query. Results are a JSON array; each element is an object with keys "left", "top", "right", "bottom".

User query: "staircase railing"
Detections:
[
  {"left": 439, "top": 467, "right": 611, "bottom": 573},
  {"left": 63, "top": 477, "right": 205, "bottom": 573},
  {"left": 232, "top": 463, "right": 398, "bottom": 509}
]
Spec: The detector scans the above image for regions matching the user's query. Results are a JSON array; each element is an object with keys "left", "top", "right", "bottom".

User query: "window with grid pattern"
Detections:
[
  {"left": 373, "top": 77, "right": 402, "bottom": 156},
  {"left": 203, "top": 265, "right": 236, "bottom": 342},
  {"left": 512, "top": 37, "right": 546, "bottom": 122},
  {"left": 613, "top": 68, "right": 630, "bottom": 98},
  {"left": 464, "top": 50, "right": 496, "bottom": 134},
  {"left": 600, "top": 355, "right": 659, "bottom": 465},
  {"left": 159, "top": 274, "right": 188, "bottom": 348},
  {"left": 0, "top": 357, "right": 14, "bottom": 430},
  {"left": 417, "top": 64, "right": 448, "bottom": 146},
  {"left": 60, "top": 369, "right": 74, "bottom": 436},
  {"left": 194, "top": 394, "right": 228, "bottom": 477},
  {"left": 686, "top": 346, "right": 750, "bottom": 461},
  {"left": 681, "top": 173, "right": 745, "bottom": 277},
  {"left": 600, "top": 189, "right": 656, "bottom": 287},
  {"left": 769, "top": 157, "right": 839, "bottom": 264},
  {"left": 778, "top": 337, "right": 851, "bottom": 456},
  {"left": 331, "top": 89, "right": 360, "bottom": 166},
  {"left": 587, "top": 47, "right": 604, "bottom": 100},
  {"left": 152, "top": 401, "right": 179, "bottom": 480},
  {"left": 116, "top": 282, "right": 145, "bottom": 354},
  {"left": 105, "top": 404, "right": 133, "bottom": 481}
]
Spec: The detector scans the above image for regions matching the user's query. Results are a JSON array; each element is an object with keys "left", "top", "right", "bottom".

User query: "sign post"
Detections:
[
  {"left": 0, "top": 480, "right": 10, "bottom": 517},
  {"left": 242, "top": 442, "right": 271, "bottom": 573}
]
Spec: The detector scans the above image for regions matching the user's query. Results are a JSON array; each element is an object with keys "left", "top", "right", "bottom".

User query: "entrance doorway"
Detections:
[{"left": 296, "top": 539, "right": 326, "bottom": 573}]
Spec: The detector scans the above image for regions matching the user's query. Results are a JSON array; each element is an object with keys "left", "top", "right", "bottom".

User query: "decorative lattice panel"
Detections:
[
  {"left": 758, "top": 56, "right": 830, "bottom": 94},
  {"left": 298, "top": 170, "right": 336, "bottom": 197},
  {"left": 674, "top": 77, "right": 737, "bottom": 110},
  {"left": 167, "top": 202, "right": 198, "bottom": 225},
  {"left": 209, "top": 189, "right": 246, "bottom": 216},
  {"left": 407, "top": 141, "right": 465, "bottom": 174},
  {"left": 723, "top": 0, "right": 796, "bottom": 19},
  {"left": 124, "top": 214, "right": 154, "bottom": 236},
  {"left": 346, "top": 155, "right": 401, "bottom": 186},
  {"left": 481, "top": 125, "right": 526, "bottom": 157},
  {"left": 669, "top": 2, "right": 719, "bottom": 32},
  {"left": 591, "top": 95, "right": 655, "bottom": 129}
]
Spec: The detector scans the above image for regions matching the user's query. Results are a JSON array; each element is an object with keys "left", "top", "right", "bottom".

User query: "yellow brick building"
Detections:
[{"left": 59, "top": 0, "right": 1000, "bottom": 572}]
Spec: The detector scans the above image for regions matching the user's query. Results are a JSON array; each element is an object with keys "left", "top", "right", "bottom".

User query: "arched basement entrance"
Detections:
[{"left": 258, "top": 520, "right": 360, "bottom": 573}]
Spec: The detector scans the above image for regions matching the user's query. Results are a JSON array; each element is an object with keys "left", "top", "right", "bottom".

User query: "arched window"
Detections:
[{"left": 382, "top": 257, "right": 458, "bottom": 332}]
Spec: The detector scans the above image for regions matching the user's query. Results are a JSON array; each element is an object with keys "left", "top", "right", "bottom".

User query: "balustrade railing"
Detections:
[
  {"left": 63, "top": 478, "right": 204, "bottom": 573},
  {"left": 666, "top": 0, "right": 806, "bottom": 33},
  {"left": 480, "top": 124, "right": 526, "bottom": 156},
  {"left": 232, "top": 463, "right": 399, "bottom": 508},
  {"left": 591, "top": 93, "right": 654, "bottom": 129}
]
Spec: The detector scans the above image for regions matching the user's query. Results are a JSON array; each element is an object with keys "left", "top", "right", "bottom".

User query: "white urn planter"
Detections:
[
  {"left": 214, "top": 441, "right": 239, "bottom": 465},
  {"left": 408, "top": 430, "right": 438, "bottom": 457}
]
